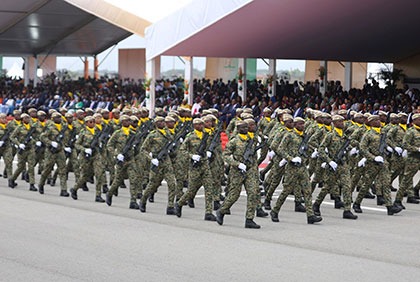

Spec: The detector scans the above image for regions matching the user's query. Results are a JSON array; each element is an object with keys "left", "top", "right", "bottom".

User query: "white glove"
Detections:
[
  {"left": 36, "top": 141, "right": 42, "bottom": 147},
  {"left": 291, "top": 156, "right": 302, "bottom": 164},
  {"left": 268, "top": 150, "right": 275, "bottom": 159},
  {"left": 117, "top": 154, "right": 124, "bottom": 162},
  {"left": 149, "top": 152, "right": 153, "bottom": 158},
  {"left": 85, "top": 148, "right": 92, "bottom": 155},
  {"left": 263, "top": 135, "right": 269, "bottom": 140},
  {"left": 238, "top": 163, "right": 247, "bottom": 172},
  {"left": 311, "top": 150, "right": 318, "bottom": 159},
  {"left": 374, "top": 156, "right": 384, "bottom": 163},
  {"left": 279, "top": 158, "right": 287, "bottom": 167},
  {"left": 329, "top": 161, "right": 338, "bottom": 171},
  {"left": 349, "top": 147, "right": 358, "bottom": 156},
  {"left": 51, "top": 141, "right": 58, "bottom": 148},
  {"left": 151, "top": 158, "right": 159, "bottom": 166},
  {"left": 386, "top": 146, "right": 393, "bottom": 153},
  {"left": 206, "top": 151, "right": 212, "bottom": 158},
  {"left": 64, "top": 147, "right": 72, "bottom": 153},
  {"left": 192, "top": 154, "right": 201, "bottom": 162},
  {"left": 394, "top": 147, "right": 403, "bottom": 155},
  {"left": 358, "top": 157, "right": 367, "bottom": 167},
  {"left": 0, "top": 141, "right": 4, "bottom": 147},
  {"left": 19, "top": 144, "right": 25, "bottom": 150},
  {"left": 321, "top": 162, "right": 327, "bottom": 168},
  {"left": 325, "top": 147, "right": 329, "bottom": 154},
  {"left": 402, "top": 149, "right": 408, "bottom": 158},
  {"left": 179, "top": 137, "right": 184, "bottom": 143}
]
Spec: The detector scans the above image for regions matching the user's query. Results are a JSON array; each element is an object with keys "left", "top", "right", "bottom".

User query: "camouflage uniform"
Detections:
[
  {"left": 386, "top": 124, "right": 407, "bottom": 192},
  {"left": 0, "top": 122, "right": 13, "bottom": 178},
  {"left": 349, "top": 124, "right": 368, "bottom": 192},
  {"left": 257, "top": 117, "right": 271, "bottom": 165}
]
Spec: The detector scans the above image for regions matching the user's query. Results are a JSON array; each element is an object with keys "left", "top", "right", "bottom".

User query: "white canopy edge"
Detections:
[
  {"left": 145, "top": 0, "right": 252, "bottom": 61},
  {"left": 64, "top": 0, "right": 151, "bottom": 37}
]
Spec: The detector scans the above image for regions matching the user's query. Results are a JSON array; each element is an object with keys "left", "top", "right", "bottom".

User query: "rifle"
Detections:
[
  {"left": 240, "top": 136, "right": 256, "bottom": 178},
  {"left": 297, "top": 134, "right": 310, "bottom": 158},
  {"left": 192, "top": 132, "right": 209, "bottom": 168},
  {"left": 18, "top": 126, "right": 36, "bottom": 154},
  {"left": 0, "top": 126, "right": 13, "bottom": 148},
  {"left": 85, "top": 131, "right": 101, "bottom": 160},
  {"left": 50, "top": 125, "right": 67, "bottom": 154},
  {"left": 97, "top": 124, "right": 114, "bottom": 151},
  {"left": 64, "top": 129, "right": 77, "bottom": 157},
  {"left": 207, "top": 122, "right": 223, "bottom": 162},
  {"left": 331, "top": 138, "right": 351, "bottom": 168},
  {"left": 378, "top": 132, "right": 389, "bottom": 156},
  {"left": 132, "top": 122, "right": 154, "bottom": 154},
  {"left": 116, "top": 133, "right": 136, "bottom": 165}
]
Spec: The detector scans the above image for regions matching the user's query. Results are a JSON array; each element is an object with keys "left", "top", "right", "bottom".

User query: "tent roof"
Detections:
[
  {"left": 0, "top": 0, "right": 149, "bottom": 56},
  {"left": 146, "top": 0, "right": 420, "bottom": 63}
]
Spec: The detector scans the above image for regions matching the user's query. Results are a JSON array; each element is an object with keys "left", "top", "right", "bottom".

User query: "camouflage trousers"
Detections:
[
  {"left": 52, "top": 150, "right": 80, "bottom": 183},
  {"left": 74, "top": 154, "right": 105, "bottom": 196},
  {"left": 315, "top": 163, "right": 352, "bottom": 211},
  {"left": 174, "top": 153, "right": 189, "bottom": 200},
  {"left": 397, "top": 157, "right": 419, "bottom": 201},
  {"left": 350, "top": 159, "right": 365, "bottom": 192},
  {"left": 0, "top": 146, "right": 13, "bottom": 179},
  {"left": 109, "top": 159, "right": 139, "bottom": 202},
  {"left": 209, "top": 158, "right": 223, "bottom": 201},
  {"left": 355, "top": 161, "right": 392, "bottom": 206},
  {"left": 257, "top": 145, "right": 269, "bottom": 165},
  {"left": 39, "top": 150, "right": 68, "bottom": 191},
  {"left": 220, "top": 166, "right": 258, "bottom": 220},
  {"left": 177, "top": 160, "right": 213, "bottom": 214},
  {"left": 12, "top": 148, "right": 36, "bottom": 185},
  {"left": 272, "top": 163, "right": 314, "bottom": 217},
  {"left": 141, "top": 158, "right": 177, "bottom": 208},
  {"left": 389, "top": 155, "right": 405, "bottom": 191}
]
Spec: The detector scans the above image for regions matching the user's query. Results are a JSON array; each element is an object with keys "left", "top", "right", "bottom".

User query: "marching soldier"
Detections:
[{"left": 0, "top": 113, "right": 13, "bottom": 180}]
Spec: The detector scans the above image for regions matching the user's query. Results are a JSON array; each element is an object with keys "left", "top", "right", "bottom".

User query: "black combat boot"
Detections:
[
  {"left": 95, "top": 195, "right": 105, "bottom": 203},
  {"left": 102, "top": 184, "right": 108, "bottom": 194},
  {"left": 70, "top": 188, "right": 77, "bottom": 200},
  {"left": 245, "top": 219, "right": 261, "bottom": 229},
  {"left": 120, "top": 181, "right": 127, "bottom": 188},
  {"left": 50, "top": 179, "right": 56, "bottom": 186},
  {"left": 407, "top": 197, "right": 420, "bottom": 204},
  {"left": 312, "top": 202, "right": 321, "bottom": 216},
  {"left": 129, "top": 201, "right": 139, "bottom": 209},
  {"left": 60, "top": 190, "right": 69, "bottom": 197},
  {"left": 38, "top": 185, "right": 44, "bottom": 194},
  {"left": 139, "top": 202, "right": 146, "bottom": 213},
  {"left": 106, "top": 193, "right": 112, "bottom": 206},
  {"left": 353, "top": 203, "right": 363, "bottom": 213},
  {"left": 113, "top": 189, "right": 118, "bottom": 197},
  {"left": 270, "top": 211, "right": 279, "bottom": 222},
  {"left": 29, "top": 184, "right": 38, "bottom": 192},
  {"left": 188, "top": 198, "right": 195, "bottom": 208},
  {"left": 343, "top": 210, "right": 358, "bottom": 220},
  {"left": 307, "top": 215, "right": 322, "bottom": 224},
  {"left": 8, "top": 179, "right": 17, "bottom": 188},
  {"left": 216, "top": 209, "right": 224, "bottom": 225},
  {"left": 204, "top": 213, "right": 216, "bottom": 221},
  {"left": 414, "top": 189, "right": 420, "bottom": 200},
  {"left": 175, "top": 203, "right": 182, "bottom": 217},
  {"left": 387, "top": 204, "right": 402, "bottom": 215},
  {"left": 148, "top": 193, "right": 154, "bottom": 203},
  {"left": 364, "top": 191, "right": 375, "bottom": 199},
  {"left": 213, "top": 200, "right": 221, "bottom": 211},
  {"left": 263, "top": 199, "right": 271, "bottom": 210},
  {"left": 376, "top": 195, "right": 386, "bottom": 206},
  {"left": 256, "top": 207, "right": 268, "bottom": 217},
  {"left": 390, "top": 186, "right": 398, "bottom": 192},
  {"left": 82, "top": 183, "right": 89, "bottom": 191},
  {"left": 137, "top": 192, "right": 143, "bottom": 199},
  {"left": 295, "top": 201, "right": 306, "bottom": 213},
  {"left": 394, "top": 200, "right": 405, "bottom": 210},
  {"left": 334, "top": 197, "right": 345, "bottom": 209},
  {"left": 166, "top": 207, "right": 175, "bottom": 215}
]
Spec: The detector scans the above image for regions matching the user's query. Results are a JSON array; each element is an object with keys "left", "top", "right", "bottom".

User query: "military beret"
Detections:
[
  {"left": 412, "top": 113, "right": 420, "bottom": 120},
  {"left": 51, "top": 112, "right": 62, "bottom": 118},
  {"left": 28, "top": 108, "right": 37, "bottom": 114},
  {"left": 131, "top": 108, "right": 139, "bottom": 114},
  {"left": 154, "top": 107, "right": 163, "bottom": 113},
  {"left": 101, "top": 109, "right": 109, "bottom": 114},
  {"left": 206, "top": 114, "right": 217, "bottom": 121},
  {"left": 363, "top": 113, "right": 371, "bottom": 118},
  {"left": 263, "top": 107, "right": 272, "bottom": 113},
  {"left": 338, "top": 109, "right": 347, "bottom": 115},
  {"left": 350, "top": 110, "right": 357, "bottom": 116},
  {"left": 283, "top": 109, "right": 292, "bottom": 114},
  {"left": 13, "top": 110, "right": 22, "bottom": 115},
  {"left": 398, "top": 112, "right": 408, "bottom": 118},
  {"left": 389, "top": 113, "right": 398, "bottom": 119},
  {"left": 76, "top": 109, "right": 85, "bottom": 114},
  {"left": 202, "top": 115, "right": 213, "bottom": 122},
  {"left": 332, "top": 115, "right": 345, "bottom": 121},
  {"left": 168, "top": 112, "right": 179, "bottom": 119},
  {"left": 65, "top": 113, "right": 73, "bottom": 118},
  {"left": 178, "top": 107, "right": 188, "bottom": 112},
  {"left": 305, "top": 108, "right": 313, "bottom": 114},
  {"left": 165, "top": 116, "right": 176, "bottom": 122},
  {"left": 21, "top": 113, "right": 30, "bottom": 118},
  {"left": 240, "top": 113, "right": 254, "bottom": 120},
  {"left": 170, "top": 110, "right": 180, "bottom": 115},
  {"left": 122, "top": 108, "right": 132, "bottom": 114},
  {"left": 313, "top": 111, "right": 323, "bottom": 118},
  {"left": 243, "top": 108, "right": 253, "bottom": 114},
  {"left": 236, "top": 120, "right": 247, "bottom": 127},
  {"left": 141, "top": 107, "right": 149, "bottom": 112},
  {"left": 84, "top": 116, "right": 94, "bottom": 122},
  {"left": 120, "top": 115, "right": 130, "bottom": 121},
  {"left": 235, "top": 108, "right": 244, "bottom": 114},
  {"left": 130, "top": 116, "right": 139, "bottom": 122},
  {"left": 322, "top": 112, "right": 331, "bottom": 118},
  {"left": 353, "top": 113, "right": 363, "bottom": 118},
  {"left": 59, "top": 107, "right": 68, "bottom": 112},
  {"left": 367, "top": 115, "right": 380, "bottom": 122},
  {"left": 85, "top": 108, "right": 94, "bottom": 113},
  {"left": 275, "top": 108, "right": 284, "bottom": 114},
  {"left": 48, "top": 109, "right": 57, "bottom": 115},
  {"left": 0, "top": 113, "right": 6, "bottom": 119},
  {"left": 37, "top": 110, "right": 47, "bottom": 116},
  {"left": 244, "top": 119, "right": 256, "bottom": 125},
  {"left": 93, "top": 113, "right": 102, "bottom": 119},
  {"left": 282, "top": 114, "right": 293, "bottom": 122},
  {"left": 378, "top": 110, "right": 387, "bottom": 116},
  {"left": 154, "top": 116, "right": 165, "bottom": 122},
  {"left": 111, "top": 109, "right": 120, "bottom": 114},
  {"left": 209, "top": 109, "right": 219, "bottom": 115},
  {"left": 202, "top": 109, "right": 212, "bottom": 115},
  {"left": 294, "top": 117, "right": 305, "bottom": 123},
  {"left": 192, "top": 118, "right": 204, "bottom": 124}
]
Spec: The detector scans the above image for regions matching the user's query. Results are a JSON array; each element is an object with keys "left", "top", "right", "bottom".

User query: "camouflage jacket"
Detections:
[
  {"left": 40, "top": 122, "right": 68, "bottom": 151},
  {"left": 180, "top": 130, "right": 209, "bottom": 162},
  {"left": 10, "top": 122, "right": 36, "bottom": 148},
  {"left": 278, "top": 129, "right": 308, "bottom": 163},
  {"left": 107, "top": 127, "right": 136, "bottom": 159},
  {"left": 386, "top": 124, "right": 406, "bottom": 149},
  {"left": 359, "top": 128, "right": 386, "bottom": 161},
  {"left": 319, "top": 128, "right": 350, "bottom": 164},
  {"left": 141, "top": 128, "right": 173, "bottom": 159},
  {"left": 402, "top": 126, "right": 420, "bottom": 157},
  {"left": 223, "top": 134, "right": 257, "bottom": 168}
]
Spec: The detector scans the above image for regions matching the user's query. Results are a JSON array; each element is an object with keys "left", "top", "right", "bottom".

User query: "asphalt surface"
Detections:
[{"left": 1, "top": 164, "right": 420, "bottom": 281}]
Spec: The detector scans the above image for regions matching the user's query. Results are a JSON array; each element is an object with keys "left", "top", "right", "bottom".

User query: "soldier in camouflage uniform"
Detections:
[
  {"left": 216, "top": 120, "right": 261, "bottom": 229},
  {"left": 71, "top": 116, "right": 105, "bottom": 202},
  {"left": 175, "top": 118, "right": 216, "bottom": 221},
  {"left": 313, "top": 115, "right": 358, "bottom": 219},
  {"left": 104, "top": 115, "right": 139, "bottom": 208},
  {"left": 4, "top": 110, "right": 22, "bottom": 179},
  {"left": 396, "top": 113, "right": 420, "bottom": 206},
  {"left": 33, "top": 111, "right": 47, "bottom": 175},
  {"left": 38, "top": 112, "right": 69, "bottom": 196},
  {"left": 0, "top": 113, "right": 13, "bottom": 180},
  {"left": 352, "top": 115, "right": 403, "bottom": 215},
  {"left": 139, "top": 116, "right": 178, "bottom": 213},
  {"left": 8, "top": 113, "right": 37, "bottom": 191},
  {"left": 101, "top": 109, "right": 115, "bottom": 188},
  {"left": 269, "top": 117, "right": 322, "bottom": 224},
  {"left": 225, "top": 108, "right": 243, "bottom": 139},
  {"left": 256, "top": 108, "right": 272, "bottom": 165}
]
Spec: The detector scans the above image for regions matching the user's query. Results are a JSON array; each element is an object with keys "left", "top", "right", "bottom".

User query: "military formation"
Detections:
[{"left": 1, "top": 105, "right": 419, "bottom": 229}]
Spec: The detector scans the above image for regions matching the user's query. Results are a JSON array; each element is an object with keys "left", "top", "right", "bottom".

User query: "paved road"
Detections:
[{"left": 1, "top": 169, "right": 420, "bottom": 281}]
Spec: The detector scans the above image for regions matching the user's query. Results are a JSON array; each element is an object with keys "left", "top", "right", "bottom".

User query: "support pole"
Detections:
[
  {"left": 238, "top": 58, "right": 247, "bottom": 102},
  {"left": 33, "top": 56, "right": 38, "bottom": 86},
  {"left": 320, "top": 60, "right": 328, "bottom": 96},
  {"left": 344, "top": 62, "right": 353, "bottom": 91},
  {"left": 24, "top": 57, "right": 30, "bottom": 87},
  {"left": 94, "top": 56, "right": 99, "bottom": 80},
  {"left": 184, "top": 56, "right": 194, "bottom": 105},
  {"left": 268, "top": 59, "right": 277, "bottom": 98},
  {"left": 84, "top": 57, "right": 89, "bottom": 80}
]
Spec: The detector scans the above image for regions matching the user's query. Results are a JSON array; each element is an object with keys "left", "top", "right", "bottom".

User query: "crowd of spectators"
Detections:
[{"left": 1, "top": 73, "right": 419, "bottom": 124}]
